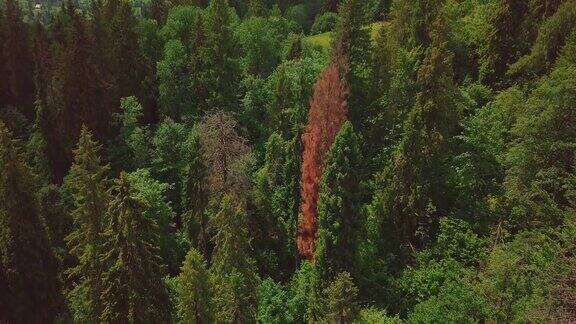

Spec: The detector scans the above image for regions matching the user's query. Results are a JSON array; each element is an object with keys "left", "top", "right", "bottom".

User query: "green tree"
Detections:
[
  {"left": 1, "top": 0, "right": 35, "bottom": 118},
  {"left": 332, "top": 0, "right": 373, "bottom": 134},
  {"left": 180, "top": 126, "right": 210, "bottom": 253},
  {"left": 127, "top": 169, "right": 182, "bottom": 275},
  {"left": 321, "top": 271, "right": 359, "bottom": 323},
  {"left": 369, "top": 15, "right": 460, "bottom": 257},
  {"left": 257, "top": 278, "right": 294, "bottom": 323},
  {"left": 64, "top": 126, "right": 110, "bottom": 322},
  {"left": 176, "top": 248, "right": 213, "bottom": 323},
  {"left": 0, "top": 122, "right": 67, "bottom": 323},
  {"left": 206, "top": 0, "right": 240, "bottom": 111},
  {"left": 314, "top": 121, "right": 362, "bottom": 281},
  {"left": 100, "top": 172, "right": 172, "bottom": 323},
  {"left": 210, "top": 195, "right": 258, "bottom": 323}
]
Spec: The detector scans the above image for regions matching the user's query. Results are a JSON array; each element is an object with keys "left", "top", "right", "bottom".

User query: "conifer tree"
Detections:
[
  {"left": 1, "top": 0, "right": 35, "bottom": 118},
  {"left": 321, "top": 271, "right": 359, "bottom": 323},
  {"left": 369, "top": 15, "right": 459, "bottom": 255},
  {"left": 176, "top": 248, "right": 213, "bottom": 323},
  {"left": 206, "top": 0, "right": 240, "bottom": 111},
  {"left": 332, "top": 0, "right": 372, "bottom": 133},
  {"left": 298, "top": 63, "right": 347, "bottom": 260},
  {"left": 210, "top": 195, "right": 258, "bottom": 323},
  {"left": 181, "top": 128, "right": 210, "bottom": 253},
  {"left": 100, "top": 172, "right": 172, "bottom": 323},
  {"left": 0, "top": 122, "right": 67, "bottom": 323},
  {"left": 64, "top": 126, "right": 110, "bottom": 322},
  {"left": 314, "top": 121, "right": 362, "bottom": 280}
]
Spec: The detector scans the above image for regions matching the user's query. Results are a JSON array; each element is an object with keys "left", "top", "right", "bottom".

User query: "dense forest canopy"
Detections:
[{"left": 1, "top": 0, "right": 576, "bottom": 322}]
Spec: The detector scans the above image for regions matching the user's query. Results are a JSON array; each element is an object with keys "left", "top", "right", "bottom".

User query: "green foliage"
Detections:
[
  {"left": 127, "top": 169, "right": 183, "bottom": 274},
  {"left": 289, "top": 261, "right": 321, "bottom": 323},
  {"left": 0, "top": 122, "right": 67, "bottom": 323},
  {"left": 315, "top": 121, "right": 363, "bottom": 280},
  {"left": 504, "top": 65, "right": 576, "bottom": 229},
  {"left": 408, "top": 277, "right": 487, "bottom": 323},
  {"left": 357, "top": 307, "right": 403, "bottom": 324},
  {"left": 257, "top": 278, "right": 294, "bottom": 323},
  {"left": 100, "top": 172, "right": 172, "bottom": 323},
  {"left": 311, "top": 11, "right": 340, "bottom": 35},
  {"left": 64, "top": 126, "right": 109, "bottom": 322},
  {"left": 478, "top": 230, "right": 559, "bottom": 322},
  {"left": 210, "top": 195, "right": 258, "bottom": 323},
  {"left": 176, "top": 248, "right": 213, "bottom": 323},
  {"left": 321, "top": 271, "right": 359, "bottom": 323}
]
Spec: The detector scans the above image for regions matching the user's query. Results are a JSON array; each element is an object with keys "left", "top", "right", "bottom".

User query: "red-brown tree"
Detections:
[{"left": 298, "top": 63, "right": 348, "bottom": 260}]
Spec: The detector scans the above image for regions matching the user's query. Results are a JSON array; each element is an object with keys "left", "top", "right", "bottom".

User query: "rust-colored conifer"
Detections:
[{"left": 298, "top": 63, "right": 348, "bottom": 260}]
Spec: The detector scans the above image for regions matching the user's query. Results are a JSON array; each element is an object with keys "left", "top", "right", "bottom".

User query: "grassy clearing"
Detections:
[{"left": 304, "top": 22, "right": 386, "bottom": 49}]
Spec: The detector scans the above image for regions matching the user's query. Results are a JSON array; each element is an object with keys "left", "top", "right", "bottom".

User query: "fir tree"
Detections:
[
  {"left": 100, "top": 172, "right": 172, "bottom": 323},
  {"left": 0, "top": 122, "right": 67, "bottom": 323},
  {"left": 210, "top": 194, "right": 258, "bottom": 323},
  {"left": 314, "top": 121, "right": 362, "bottom": 280},
  {"left": 176, "top": 248, "right": 213, "bottom": 323},
  {"left": 64, "top": 125, "right": 110, "bottom": 322}
]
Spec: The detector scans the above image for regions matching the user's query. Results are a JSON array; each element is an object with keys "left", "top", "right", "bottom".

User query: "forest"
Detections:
[{"left": 1, "top": 0, "right": 576, "bottom": 322}]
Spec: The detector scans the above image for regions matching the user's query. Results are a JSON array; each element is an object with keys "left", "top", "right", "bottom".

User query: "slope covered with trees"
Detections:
[{"left": 1, "top": 0, "right": 576, "bottom": 322}]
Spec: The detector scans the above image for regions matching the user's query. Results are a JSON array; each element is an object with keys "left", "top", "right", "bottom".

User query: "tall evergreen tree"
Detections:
[
  {"left": 0, "top": 122, "right": 67, "bottom": 323},
  {"left": 176, "top": 248, "right": 213, "bottom": 323},
  {"left": 210, "top": 194, "right": 258, "bottom": 323},
  {"left": 100, "top": 172, "right": 172, "bottom": 323},
  {"left": 206, "top": 0, "right": 240, "bottom": 112},
  {"left": 369, "top": 15, "right": 460, "bottom": 258},
  {"left": 65, "top": 126, "right": 110, "bottom": 322},
  {"left": 332, "top": 0, "right": 373, "bottom": 135},
  {"left": 1, "top": 0, "right": 35, "bottom": 118},
  {"left": 321, "top": 271, "right": 359, "bottom": 323},
  {"left": 314, "top": 122, "right": 362, "bottom": 280}
]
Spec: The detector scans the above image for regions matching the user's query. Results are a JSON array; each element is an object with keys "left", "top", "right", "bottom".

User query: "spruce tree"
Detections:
[
  {"left": 1, "top": 0, "right": 35, "bottom": 118},
  {"left": 332, "top": 0, "right": 373, "bottom": 134},
  {"left": 176, "top": 248, "right": 213, "bottom": 323},
  {"left": 64, "top": 125, "right": 110, "bottom": 322},
  {"left": 210, "top": 195, "right": 258, "bottom": 323},
  {"left": 321, "top": 272, "right": 359, "bottom": 323},
  {"left": 181, "top": 127, "right": 210, "bottom": 254},
  {"left": 369, "top": 15, "right": 459, "bottom": 257},
  {"left": 100, "top": 172, "right": 172, "bottom": 323},
  {"left": 0, "top": 122, "right": 67, "bottom": 323},
  {"left": 206, "top": 0, "right": 240, "bottom": 111},
  {"left": 314, "top": 122, "right": 362, "bottom": 280}
]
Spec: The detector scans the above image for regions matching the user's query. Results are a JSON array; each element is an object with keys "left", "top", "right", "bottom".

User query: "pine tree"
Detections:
[
  {"left": 176, "top": 248, "right": 213, "bottom": 323},
  {"left": 210, "top": 195, "right": 258, "bottom": 323},
  {"left": 298, "top": 63, "right": 348, "bottom": 260},
  {"left": 64, "top": 126, "right": 110, "bottom": 322},
  {"left": 314, "top": 121, "right": 362, "bottom": 280},
  {"left": 0, "top": 122, "right": 67, "bottom": 323},
  {"left": 100, "top": 172, "right": 172, "bottom": 323}
]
